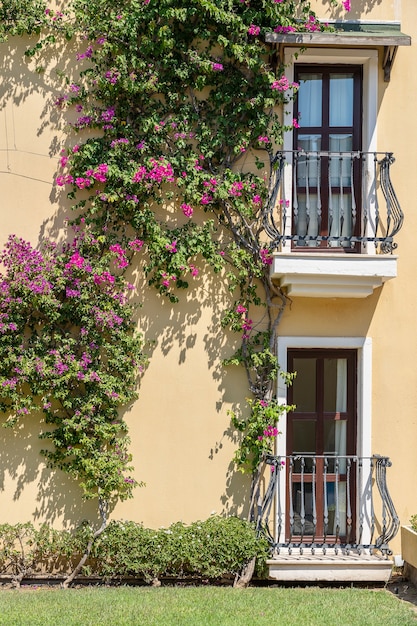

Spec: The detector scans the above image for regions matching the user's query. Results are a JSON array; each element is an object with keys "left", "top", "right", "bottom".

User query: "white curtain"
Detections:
[
  {"left": 298, "top": 75, "right": 322, "bottom": 127},
  {"left": 329, "top": 75, "right": 353, "bottom": 127},
  {"left": 333, "top": 358, "right": 347, "bottom": 534}
]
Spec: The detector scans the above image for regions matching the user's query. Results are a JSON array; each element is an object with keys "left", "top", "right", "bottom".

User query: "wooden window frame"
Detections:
[{"left": 292, "top": 64, "right": 363, "bottom": 252}]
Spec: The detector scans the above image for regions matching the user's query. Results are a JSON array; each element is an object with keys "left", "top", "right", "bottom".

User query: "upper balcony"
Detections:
[{"left": 265, "top": 150, "right": 404, "bottom": 298}]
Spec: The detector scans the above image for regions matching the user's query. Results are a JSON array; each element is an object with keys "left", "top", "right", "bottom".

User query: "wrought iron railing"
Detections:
[
  {"left": 263, "top": 151, "right": 404, "bottom": 253},
  {"left": 256, "top": 454, "right": 399, "bottom": 556}
]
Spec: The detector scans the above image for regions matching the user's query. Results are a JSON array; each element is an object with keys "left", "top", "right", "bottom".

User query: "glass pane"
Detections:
[
  {"left": 324, "top": 420, "right": 347, "bottom": 456},
  {"left": 296, "top": 135, "right": 321, "bottom": 187},
  {"left": 326, "top": 481, "right": 347, "bottom": 535},
  {"left": 297, "top": 134, "right": 322, "bottom": 153},
  {"left": 328, "top": 195, "right": 353, "bottom": 246},
  {"left": 329, "top": 135, "right": 353, "bottom": 186},
  {"left": 329, "top": 73, "right": 353, "bottom": 126},
  {"left": 292, "top": 482, "right": 315, "bottom": 534},
  {"left": 323, "top": 358, "right": 347, "bottom": 412},
  {"left": 292, "top": 358, "right": 316, "bottom": 412},
  {"left": 292, "top": 419, "right": 316, "bottom": 456},
  {"left": 295, "top": 193, "right": 320, "bottom": 247},
  {"left": 324, "top": 419, "right": 347, "bottom": 473},
  {"left": 298, "top": 73, "right": 322, "bottom": 127}
]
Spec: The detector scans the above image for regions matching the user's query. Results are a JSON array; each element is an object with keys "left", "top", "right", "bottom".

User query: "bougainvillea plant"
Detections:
[
  {"left": 0, "top": 229, "right": 146, "bottom": 503},
  {"left": 0, "top": 0, "right": 351, "bottom": 505}
]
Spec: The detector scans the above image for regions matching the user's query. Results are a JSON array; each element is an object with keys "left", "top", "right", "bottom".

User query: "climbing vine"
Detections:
[
  {"left": 0, "top": 229, "right": 146, "bottom": 502},
  {"left": 0, "top": 0, "right": 350, "bottom": 507}
]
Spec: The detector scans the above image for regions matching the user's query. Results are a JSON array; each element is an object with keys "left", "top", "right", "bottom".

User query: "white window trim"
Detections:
[
  {"left": 275, "top": 335, "right": 373, "bottom": 546},
  {"left": 282, "top": 47, "right": 379, "bottom": 255}
]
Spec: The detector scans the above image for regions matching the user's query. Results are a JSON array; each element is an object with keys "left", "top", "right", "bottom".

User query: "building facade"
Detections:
[{"left": 0, "top": 0, "right": 416, "bottom": 581}]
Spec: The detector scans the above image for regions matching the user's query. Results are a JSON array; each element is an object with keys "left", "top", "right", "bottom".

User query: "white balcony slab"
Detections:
[
  {"left": 267, "top": 551, "right": 392, "bottom": 582},
  {"left": 271, "top": 253, "right": 398, "bottom": 298}
]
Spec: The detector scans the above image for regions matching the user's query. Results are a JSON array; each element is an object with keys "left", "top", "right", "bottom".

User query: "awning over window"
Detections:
[{"left": 266, "top": 22, "right": 411, "bottom": 81}]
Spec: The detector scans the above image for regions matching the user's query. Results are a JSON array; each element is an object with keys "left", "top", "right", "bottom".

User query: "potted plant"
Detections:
[{"left": 401, "top": 515, "right": 417, "bottom": 585}]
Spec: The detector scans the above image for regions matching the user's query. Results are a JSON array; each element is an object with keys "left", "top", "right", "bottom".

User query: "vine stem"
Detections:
[{"left": 62, "top": 496, "right": 108, "bottom": 588}]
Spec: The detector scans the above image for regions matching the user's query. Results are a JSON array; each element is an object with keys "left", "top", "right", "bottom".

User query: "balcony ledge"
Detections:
[
  {"left": 267, "top": 552, "right": 392, "bottom": 583},
  {"left": 271, "top": 253, "right": 398, "bottom": 298}
]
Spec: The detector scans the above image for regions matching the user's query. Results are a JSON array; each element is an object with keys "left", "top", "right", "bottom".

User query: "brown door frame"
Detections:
[{"left": 286, "top": 349, "right": 357, "bottom": 542}]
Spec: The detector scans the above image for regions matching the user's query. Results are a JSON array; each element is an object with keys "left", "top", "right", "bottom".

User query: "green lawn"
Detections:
[{"left": 0, "top": 586, "right": 415, "bottom": 626}]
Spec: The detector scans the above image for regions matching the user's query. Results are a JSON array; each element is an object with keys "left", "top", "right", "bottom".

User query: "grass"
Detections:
[{"left": 0, "top": 585, "right": 415, "bottom": 626}]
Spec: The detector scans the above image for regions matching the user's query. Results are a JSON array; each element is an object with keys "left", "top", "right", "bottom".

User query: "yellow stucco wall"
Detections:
[{"left": 0, "top": 1, "right": 416, "bottom": 560}]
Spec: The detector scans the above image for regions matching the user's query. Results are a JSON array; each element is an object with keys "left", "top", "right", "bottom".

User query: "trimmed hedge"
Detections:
[{"left": 0, "top": 516, "right": 269, "bottom": 584}]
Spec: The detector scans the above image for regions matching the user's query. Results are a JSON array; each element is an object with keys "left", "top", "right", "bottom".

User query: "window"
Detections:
[
  {"left": 282, "top": 48, "right": 378, "bottom": 255},
  {"left": 293, "top": 65, "right": 362, "bottom": 250}
]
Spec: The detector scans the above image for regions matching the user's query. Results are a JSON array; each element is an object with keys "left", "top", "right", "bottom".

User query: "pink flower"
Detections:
[
  {"left": 101, "top": 107, "right": 115, "bottom": 122},
  {"left": 166, "top": 240, "right": 178, "bottom": 253},
  {"left": 248, "top": 24, "right": 260, "bottom": 36},
  {"left": 56, "top": 174, "right": 74, "bottom": 186},
  {"left": 271, "top": 76, "right": 290, "bottom": 92},
  {"left": 189, "top": 264, "right": 199, "bottom": 277},
  {"left": 342, "top": 0, "right": 351, "bottom": 10},
  {"left": 274, "top": 25, "right": 296, "bottom": 34},
  {"left": 260, "top": 248, "right": 273, "bottom": 266},
  {"left": 181, "top": 203, "right": 193, "bottom": 218},
  {"left": 242, "top": 319, "right": 253, "bottom": 332},
  {"left": 236, "top": 304, "right": 247, "bottom": 314},
  {"left": 132, "top": 166, "right": 147, "bottom": 183},
  {"left": 200, "top": 193, "right": 212, "bottom": 205},
  {"left": 212, "top": 62, "right": 223, "bottom": 71},
  {"left": 76, "top": 46, "right": 93, "bottom": 60},
  {"left": 229, "top": 181, "right": 244, "bottom": 197},
  {"left": 128, "top": 239, "right": 144, "bottom": 251},
  {"left": 75, "top": 177, "right": 91, "bottom": 189},
  {"left": 293, "top": 118, "right": 300, "bottom": 129}
]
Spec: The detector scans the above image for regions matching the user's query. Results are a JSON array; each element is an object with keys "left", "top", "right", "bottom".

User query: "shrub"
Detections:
[
  {"left": 90, "top": 516, "right": 269, "bottom": 582},
  {"left": 0, "top": 517, "right": 269, "bottom": 584}
]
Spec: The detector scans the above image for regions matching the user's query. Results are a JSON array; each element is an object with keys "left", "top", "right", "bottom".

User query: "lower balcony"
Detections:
[{"left": 256, "top": 454, "right": 399, "bottom": 582}]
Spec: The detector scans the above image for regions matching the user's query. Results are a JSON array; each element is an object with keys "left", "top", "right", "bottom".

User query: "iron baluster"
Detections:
[
  {"left": 323, "top": 456, "right": 329, "bottom": 554},
  {"left": 316, "top": 153, "right": 322, "bottom": 238},
  {"left": 346, "top": 458, "right": 352, "bottom": 552},
  {"left": 299, "top": 456, "right": 305, "bottom": 554},
  {"left": 288, "top": 456, "right": 294, "bottom": 555},
  {"left": 311, "top": 457, "right": 317, "bottom": 555},
  {"left": 373, "top": 154, "right": 380, "bottom": 247},
  {"left": 373, "top": 455, "right": 400, "bottom": 555},
  {"left": 334, "top": 457, "right": 340, "bottom": 553},
  {"left": 275, "top": 456, "right": 283, "bottom": 554}
]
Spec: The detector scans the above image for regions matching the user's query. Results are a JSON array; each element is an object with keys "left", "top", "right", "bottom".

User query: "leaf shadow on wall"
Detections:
[
  {"left": 0, "top": 36, "right": 84, "bottom": 249},
  {"left": 125, "top": 256, "right": 252, "bottom": 520},
  {"left": 0, "top": 418, "right": 98, "bottom": 528},
  {"left": 319, "top": 0, "right": 383, "bottom": 18}
]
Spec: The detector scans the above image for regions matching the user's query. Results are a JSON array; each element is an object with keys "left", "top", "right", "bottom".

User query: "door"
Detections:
[
  {"left": 287, "top": 349, "right": 357, "bottom": 542},
  {"left": 293, "top": 65, "right": 362, "bottom": 249}
]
